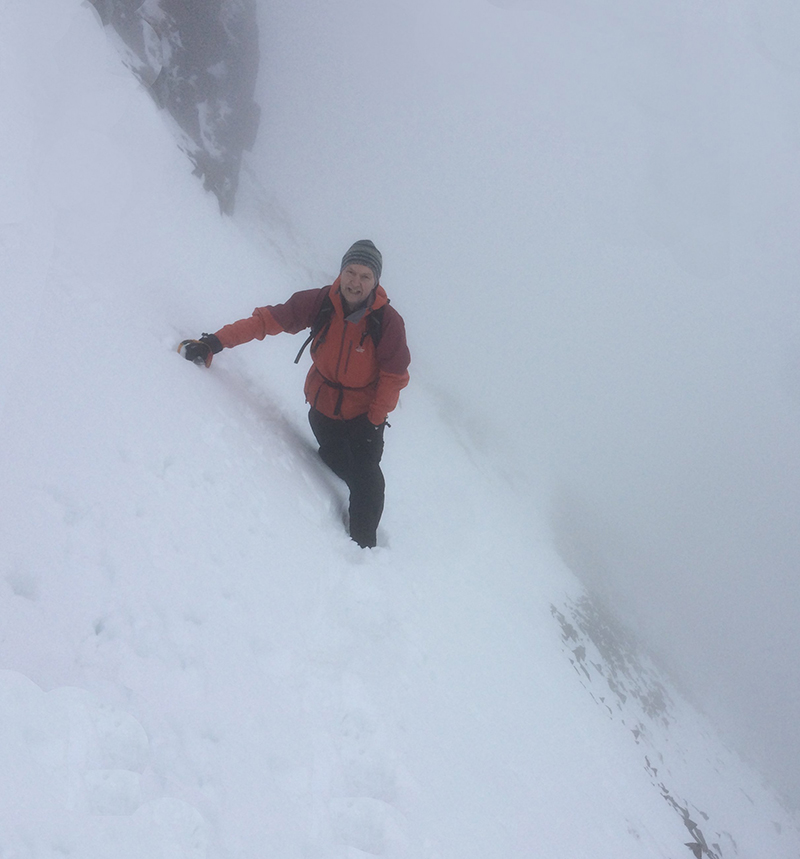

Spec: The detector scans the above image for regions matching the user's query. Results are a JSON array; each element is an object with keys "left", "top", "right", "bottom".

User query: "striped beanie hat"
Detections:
[{"left": 340, "top": 239, "right": 382, "bottom": 285}]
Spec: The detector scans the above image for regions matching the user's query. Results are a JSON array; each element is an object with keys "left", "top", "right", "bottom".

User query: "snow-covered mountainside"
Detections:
[
  {"left": 1, "top": 2, "right": 799, "bottom": 857},
  {"left": 88, "top": 0, "right": 259, "bottom": 212}
]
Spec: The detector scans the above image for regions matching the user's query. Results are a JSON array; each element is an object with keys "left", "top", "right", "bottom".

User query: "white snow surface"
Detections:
[{"left": 1, "top": 2, "right": 799, "bottom": 857}]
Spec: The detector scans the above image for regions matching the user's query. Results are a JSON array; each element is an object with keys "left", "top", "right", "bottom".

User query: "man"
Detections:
[{"left": 180, "top": 240, "right": 410, "bottom": 548}]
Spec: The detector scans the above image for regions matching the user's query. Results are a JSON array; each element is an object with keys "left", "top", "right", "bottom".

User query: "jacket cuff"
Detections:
[
  {"left": 200, "top": 333, "right": 224, "bottom": 354},
  {"left": 367, "top": 406, "right": 388, "bottom": 425}
]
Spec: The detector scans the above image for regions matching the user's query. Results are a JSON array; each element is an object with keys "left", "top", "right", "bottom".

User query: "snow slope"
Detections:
[{"left": 1, "top": 2, "right": 798, "bottom": 857}]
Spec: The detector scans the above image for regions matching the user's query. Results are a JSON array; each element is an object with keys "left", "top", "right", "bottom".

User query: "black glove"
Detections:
[{"left": 179, "top": 333, "right": 223, "bottom": 367}]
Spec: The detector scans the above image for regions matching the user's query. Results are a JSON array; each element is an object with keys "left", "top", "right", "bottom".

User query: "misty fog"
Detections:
[{"left": 246, "top": 0, "right": 800, "bottom": 804}]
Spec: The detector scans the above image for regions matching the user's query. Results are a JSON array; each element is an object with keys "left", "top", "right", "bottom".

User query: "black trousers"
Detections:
[{"left": 308, "top": 408, "right": 386, "bottom": 548}]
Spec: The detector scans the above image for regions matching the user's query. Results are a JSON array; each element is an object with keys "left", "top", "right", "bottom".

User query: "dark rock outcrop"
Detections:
[{"left": 90, "top": 0, "right": 260, "bottom": 213}]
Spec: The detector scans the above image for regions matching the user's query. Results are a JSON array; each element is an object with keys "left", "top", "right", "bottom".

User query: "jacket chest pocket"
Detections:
[{"left": 342, "top": 334, "right": 376, "bottom": 383}]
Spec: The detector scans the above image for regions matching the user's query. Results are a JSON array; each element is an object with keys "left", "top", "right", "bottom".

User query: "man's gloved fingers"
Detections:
[
  {"left": 196, "top": 348, "right": 213, "bottom": 368},
  {"left": 178, "top": 340, "right": 202, "bottom": 361},
  {"left": 178, "top": 339, "right": 212, "bottom": 366}
]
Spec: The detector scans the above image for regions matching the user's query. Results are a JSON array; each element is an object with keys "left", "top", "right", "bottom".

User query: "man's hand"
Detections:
[
  {"left": 350, "top": 413, "right": 386, "bottom": 447},
  {"left": 178, "top": 334, "right": 223, "bottom": 367}
]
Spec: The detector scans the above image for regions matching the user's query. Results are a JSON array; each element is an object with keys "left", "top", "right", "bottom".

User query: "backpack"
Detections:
[{"left": 294, "top": 287, "right": 385, "bottom": 364}]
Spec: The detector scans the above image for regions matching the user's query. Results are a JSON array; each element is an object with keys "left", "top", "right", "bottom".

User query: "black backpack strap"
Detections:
[
  {"left": 366, "top": 305, "right": 386, "bottom": 348},
  {"left": 294, "top": 287, "right": 334, "bottom": 364},
  {"left": 294, "top": 332, "right": 315, "bottom": 364}
]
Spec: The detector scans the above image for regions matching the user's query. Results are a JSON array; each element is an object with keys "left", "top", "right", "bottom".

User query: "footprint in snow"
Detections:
[
  {"left": 329, "top": 796, "right": 410, "bottom": 857},
  {"left": 334, "top": 708, "right": 398, "bottom": 803}
]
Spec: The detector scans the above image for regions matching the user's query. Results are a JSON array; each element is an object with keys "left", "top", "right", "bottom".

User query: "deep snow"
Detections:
[{"left": 1, "top": 2, "right": 799, "bottom": 857}]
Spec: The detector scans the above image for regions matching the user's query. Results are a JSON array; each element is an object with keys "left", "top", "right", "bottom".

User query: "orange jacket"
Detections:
[{"left": 214, "top": 278, "right": 410, "bottom": 424}]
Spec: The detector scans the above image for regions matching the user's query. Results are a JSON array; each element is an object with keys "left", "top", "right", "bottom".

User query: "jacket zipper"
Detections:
[
  {"left": 334, "top": 321, "right": 349, "bottom": 381},
  {"left": 342, "top": 338, "right": 355, "bottom": 376}
]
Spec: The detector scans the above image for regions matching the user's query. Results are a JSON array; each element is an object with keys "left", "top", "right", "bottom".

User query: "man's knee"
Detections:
[{"left": 309, "top": 408, "right": 351, "bottom": 480}]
